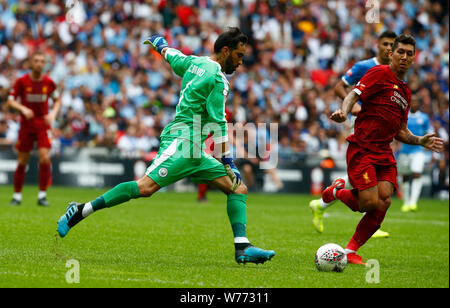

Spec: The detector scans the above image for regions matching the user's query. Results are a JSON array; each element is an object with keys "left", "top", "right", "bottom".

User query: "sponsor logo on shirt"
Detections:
[
  {"left": 391, "top": 90, "right": 408, "bottom": 110},
  {"left": 26, "top": 94, "right": 48, "bottom": 103}
]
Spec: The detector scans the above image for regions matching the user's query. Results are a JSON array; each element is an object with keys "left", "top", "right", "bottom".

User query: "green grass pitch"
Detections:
[{"left": 0, "top": 185, "right": 448, "bottom": 288}]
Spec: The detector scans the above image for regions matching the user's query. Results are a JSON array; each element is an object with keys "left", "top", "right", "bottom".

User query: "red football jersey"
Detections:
[
  {"left": 9, "top": 74, "right": 57, "bottom": 131},
  {"left": 347, "top": 65, "right": 411, "bottom": 153}
]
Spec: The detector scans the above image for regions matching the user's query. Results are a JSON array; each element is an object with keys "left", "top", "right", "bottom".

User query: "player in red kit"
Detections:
[
  {"left": 324, "top": 35, "right": 444, "bottom": 264},
  {"left": 196, "top": 108, "right": 233, "bottom": 202},
  {"left": 7, "top": 51, "right": 61, "bottom": 206}
]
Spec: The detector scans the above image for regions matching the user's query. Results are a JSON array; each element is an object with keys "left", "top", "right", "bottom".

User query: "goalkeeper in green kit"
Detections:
[{"left": 56, "top": 27, "right": 275, "bottom": 265}]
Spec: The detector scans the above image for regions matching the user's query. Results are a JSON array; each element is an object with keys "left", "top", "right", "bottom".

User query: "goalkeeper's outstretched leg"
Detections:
[{"left": 57, "top": 176, "right": 160, "bottom": 238}]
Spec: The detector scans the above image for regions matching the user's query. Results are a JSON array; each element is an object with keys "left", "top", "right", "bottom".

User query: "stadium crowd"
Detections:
[{"left": 0, "top": 0, "right": 448, "bottom": 195}]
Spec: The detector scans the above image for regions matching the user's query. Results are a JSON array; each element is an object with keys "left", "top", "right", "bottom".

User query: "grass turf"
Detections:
[{"left": 0, "top": 185, "right": 448, "bottom": 288}]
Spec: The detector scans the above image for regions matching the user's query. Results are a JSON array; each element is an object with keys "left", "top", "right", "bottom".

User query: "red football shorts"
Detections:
[
  {"left": 346, "top": 142, "right": 398, "bottom": 191},
  {"left": 16, "top": 129, "right": 51, "bottom": 152}
]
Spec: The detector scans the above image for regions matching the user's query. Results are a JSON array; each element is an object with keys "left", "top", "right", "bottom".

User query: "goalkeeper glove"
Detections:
[
  {"left": 143, "top": 34, "right": 169, "bottom": 54},
  {"left": 221, "top": 155, "right": 242, "bottom": 192}
]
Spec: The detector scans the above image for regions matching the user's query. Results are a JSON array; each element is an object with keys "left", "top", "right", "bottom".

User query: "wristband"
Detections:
[{"left": 222, "top": 150, "right": 231, "bottom": 158}]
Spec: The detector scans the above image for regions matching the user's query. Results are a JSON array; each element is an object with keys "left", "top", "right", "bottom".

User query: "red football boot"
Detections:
[
  {"left": 346, "top": 252, "right": 367, "bottom": 265},
  {"left": 321, "top": 177, "right": 346, "bottom": 205}
]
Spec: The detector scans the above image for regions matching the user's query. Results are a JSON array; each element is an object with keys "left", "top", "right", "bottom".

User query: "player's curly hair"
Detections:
[
  {"left": 214, "top": 27, "right": 248, "bottom": 54},
  {"left": 392, "top": 34, "right": 416, "bottom": 52}
]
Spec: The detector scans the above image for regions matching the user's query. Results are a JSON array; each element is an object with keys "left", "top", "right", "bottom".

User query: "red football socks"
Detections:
[
  {"left": 39, "top": 163, "right": 52, "bottom": 191},
  {"left": 336, "top": 188, "right": 360, "bottom": 212},
  {"left": 13, "top": 164, "right": 26, "bottom": 193},
  {"left": 197, "top": 183, "right": 209, "bottom": 201},
  {"left": 346, "top": 209, "right": 387, "bottom": 252}
]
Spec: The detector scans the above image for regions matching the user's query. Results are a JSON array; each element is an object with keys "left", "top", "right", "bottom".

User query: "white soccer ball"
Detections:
[{"left": 315, "top": 243, "right": 347, "bottom": 272}]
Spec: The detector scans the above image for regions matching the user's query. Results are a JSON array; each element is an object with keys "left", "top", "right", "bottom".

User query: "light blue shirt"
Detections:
[
  {"left": 342, "top": 57, "right": 380, "bottom": 107},
  {"left": 400, "top": 111, "right": 431, "bottom": 154},
  {"left": 341, "top": 57, "right": 380, "bottom": 86}
]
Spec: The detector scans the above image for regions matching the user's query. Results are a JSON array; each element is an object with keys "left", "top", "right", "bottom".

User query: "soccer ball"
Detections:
[{"left": 315, "top": 243, "right": 347, "bottom": 272}]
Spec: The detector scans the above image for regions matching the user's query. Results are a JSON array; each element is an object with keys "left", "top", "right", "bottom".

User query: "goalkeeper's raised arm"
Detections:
[{"left": 144, "top": 35, "right": 193, "bottom": 77}]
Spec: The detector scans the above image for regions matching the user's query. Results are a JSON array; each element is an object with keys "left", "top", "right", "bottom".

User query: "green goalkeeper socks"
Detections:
[
  {"left": 91, "top": 181, "right": 141, "bottom": 211},
  {"left": 227, "top": 193, "right": 248, "bottom": 241}
]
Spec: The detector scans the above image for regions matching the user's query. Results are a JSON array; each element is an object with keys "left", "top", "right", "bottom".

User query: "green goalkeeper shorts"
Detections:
[{"left": 145, "top": 137, "right": 228, "bottom": 187}]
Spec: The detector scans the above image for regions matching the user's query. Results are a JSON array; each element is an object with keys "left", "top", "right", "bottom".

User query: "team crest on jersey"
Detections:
[
  {"left": 26, "top": 87, "right": 32, "bottom": 92},
  {"left": 158, "top": 168, "right": 168, "bottom": 177},
  {"left": 393, "top": 84, "right": 399, "bottom": 89},
  {"left": 42, "top": 86, "right": 48, "bottom": 93}
]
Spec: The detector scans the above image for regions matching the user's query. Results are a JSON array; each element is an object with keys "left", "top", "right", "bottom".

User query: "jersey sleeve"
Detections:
[
  {"left": 9, "top": 78, "right": 21, "bottom": 100},
  {"left": 165, "top": 48, "right": 194, "bottom": 77},
  {"left": 342, "top": 62, "right": 364, "bottom": 86},
  {"left": 352, "top": 66, "right": 384, "bottom": 103},
  {"left": 49, "top": 78, "right": 59, "bottom": 100},
  {"left": 205, "top": 76, "right": 229, "bottom": 144}
]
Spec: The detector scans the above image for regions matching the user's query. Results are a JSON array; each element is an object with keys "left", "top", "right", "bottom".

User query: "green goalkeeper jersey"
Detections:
[{"left": 160, "top": 48, "right": 230, "bottom": 149}]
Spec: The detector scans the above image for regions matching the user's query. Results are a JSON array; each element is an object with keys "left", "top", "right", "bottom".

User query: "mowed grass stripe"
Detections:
[{"left": 0, "top": 185, "right": 448, "bottom": 288}]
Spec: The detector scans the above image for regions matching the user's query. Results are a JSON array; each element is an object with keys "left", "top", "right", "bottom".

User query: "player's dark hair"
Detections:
[
  {"left": 392, "top": 34, "right": 416, "bottom": 52},
  {"left": 214, "top": 27, "right": 248, "bottom": 54},
  {"left": 378, "top": 30, "right": 397, "bottom": 40}
]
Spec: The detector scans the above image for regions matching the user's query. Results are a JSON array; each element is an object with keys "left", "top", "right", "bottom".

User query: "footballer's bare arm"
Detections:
[
  {"left": 334, "top": 79, "right": 349, "bottom": 101},
  {"left": 45, "top": 91, "right": 62, "bottom": 125},
  {"left": 334, "top": 80, "right": 362, "bottom": 115},
  {"left": 217, "top": 140, "right": 230, "bottom": 158},
  {"left": 330, "top": 90, "right": 359, "bottom": 123},
  {"left": 7, "top": 96, "right": 34, "bottom": 120},
  {"left": 395, "top": 122, "right": 420, "bottom": 145},
  {"left": 395, "top": 121, "right": 444, "bottom": 153}
]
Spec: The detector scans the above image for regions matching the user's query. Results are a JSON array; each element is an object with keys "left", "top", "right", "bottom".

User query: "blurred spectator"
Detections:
[
  {"left": 278, "top": 135, "right": 294, "bottom": 162},
  {"left": 136, "top": 125, "right": 160, "bottom": 157},
  {"left": 432, "top": 156, "right": 449, "bottom": 200},
  {"left": 117, "top": 124, "right": 139, "bottom": 158},
  {"left": 0, "top": 118, "right": 11, "bottom": 145},
  {"left": 300, "top": 122, "right": 321, "bottom": 155},
  {"left": 328, "top": 131, "right": 348, "bottom": 161},
  {"left": 0, "top": 0, "right": 447, "bottom": 193}
]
